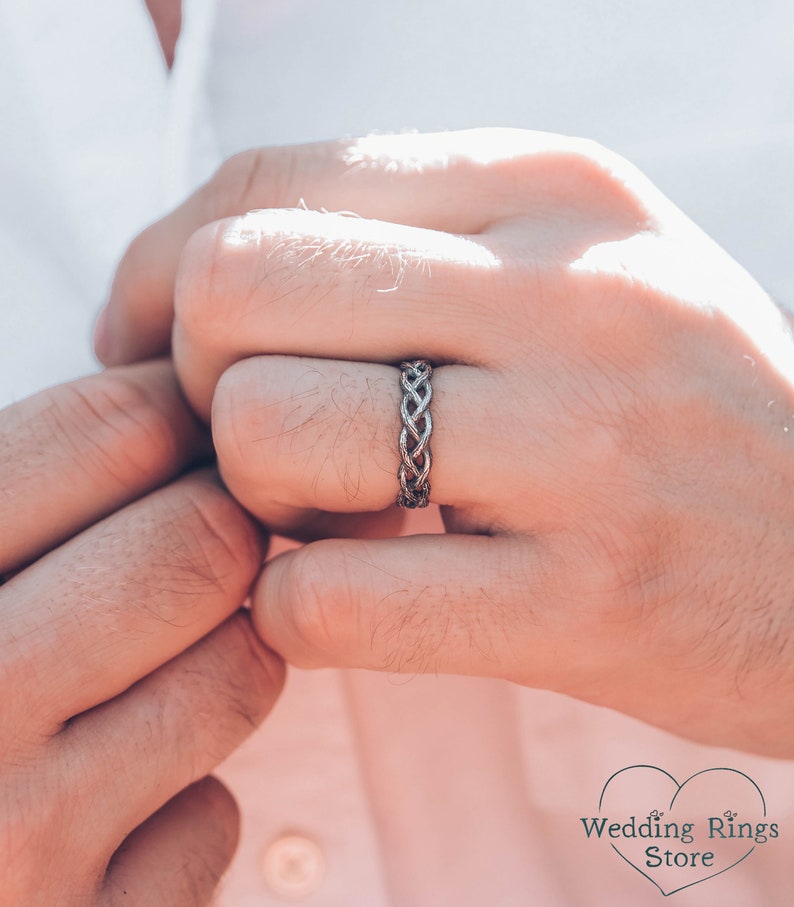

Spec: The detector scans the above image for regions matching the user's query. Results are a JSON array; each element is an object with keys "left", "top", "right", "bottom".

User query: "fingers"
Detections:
[
  {"left": 100, "top": 128, "right": 645, "bottom": 367},
  {"left": 210, "top": 356, "right": 503, "bottom": 534},
  {"left": 0, "top": 360, "right": 206, "bottom": 575},
  {"left": 100, "top": 131, "right": 505, "bottom": 367},
  {"left": 61, "top": 612, "right": 284, "bottom": 859},
  {"left": 104, "top": 777, "right": 239, "bottom": 907},
  {"left": 251, "top": 534, "right": 585, "bottom": 685},
  {"left": 172, "top": 209, "right": 500, "bottom": 419},
  {"left": 1, "top": 471, "right": 266, "bottom": 734}
]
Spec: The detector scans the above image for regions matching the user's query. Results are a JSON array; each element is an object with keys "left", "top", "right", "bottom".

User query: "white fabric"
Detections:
[{"left": 1, "top": 2, "right": 793, "bottom": 905}]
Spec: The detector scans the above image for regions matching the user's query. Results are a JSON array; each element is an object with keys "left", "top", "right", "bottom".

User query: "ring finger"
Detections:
[{"left": 211, "top": 355, "right": 522, "bottom": 536}]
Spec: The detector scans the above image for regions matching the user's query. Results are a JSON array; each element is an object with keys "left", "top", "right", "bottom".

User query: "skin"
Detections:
[
  {"left": 99, "top": 128, "right": 794, "bottom": 757},
  {"left": 144, "top": 0, "right": 181, "bottom": 69},
  {"left": 0, "top": 360, "right": 284, "bottom": 905}
]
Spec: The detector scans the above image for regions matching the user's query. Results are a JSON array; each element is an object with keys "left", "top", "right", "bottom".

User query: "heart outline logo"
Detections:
[{"left": 597, "top": 765, "right": 767, "bottom": 897}]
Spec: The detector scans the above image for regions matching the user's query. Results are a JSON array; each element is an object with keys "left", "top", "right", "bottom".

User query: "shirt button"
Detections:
[{"left": 262, "top": 833, "right": 326, "bottom": 899}]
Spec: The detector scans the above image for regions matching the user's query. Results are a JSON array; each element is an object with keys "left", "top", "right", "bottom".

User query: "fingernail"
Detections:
[{"left": 93, "top": 304, "right": 111, "bottom": 363}]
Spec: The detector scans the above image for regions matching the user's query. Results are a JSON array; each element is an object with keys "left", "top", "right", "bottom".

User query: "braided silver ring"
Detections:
[{"left": 397, "top": 359, "right": 433, "bottom": 508}]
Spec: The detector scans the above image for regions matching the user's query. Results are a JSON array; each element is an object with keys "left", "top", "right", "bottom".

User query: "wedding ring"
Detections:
[{"left": 397, "top": 359, "right": 433, "bottom": 508}]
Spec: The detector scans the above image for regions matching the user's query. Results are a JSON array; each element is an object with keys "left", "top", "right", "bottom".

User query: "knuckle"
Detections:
[
  {"left": 43, "top": 370, "right": 181, "bottom": 488},
  {"left": 174, "top": 219, "right": 238, "bottom": 346},
  {"left": 554, "top": 137, "right": 649, "bottom": 218},
  {"left": 447, "top": 129, "right": 647, "bottom": 224},
  {"left": 211, "top": 143, "right": 330, "bottom": 214},
  {"left": 162, "top": 480, "right": 263, "bottom": 601},
  {"left": 489, "top": 132, "right": 647, "bottom": 225},
  {"left": 212, "top": 148, "right": 271, "bottom": 213},
  {"left": 212, "top": 361, "right": 260, "bottom": 485},
  {"left": 556, "top": 134, "right": 624, "bottom": 177}
]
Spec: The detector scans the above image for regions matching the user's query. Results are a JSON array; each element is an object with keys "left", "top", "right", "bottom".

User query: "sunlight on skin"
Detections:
[
  {"left": 341, "top": 128, "right": 667, "bottom": 220},
  {"left": 222, "top": 208, "right": 502, "bottom": 292},
  {"left": 569, "top": 229, "right": 794, "bottom": 392},
  {"left": 343, "top": 128, "right": 597, "bottom": 171}
]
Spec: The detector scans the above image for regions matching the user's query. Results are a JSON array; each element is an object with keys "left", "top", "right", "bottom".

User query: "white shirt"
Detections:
[{"left": 1, "top": 2, "right": 793, "bottom": 904}]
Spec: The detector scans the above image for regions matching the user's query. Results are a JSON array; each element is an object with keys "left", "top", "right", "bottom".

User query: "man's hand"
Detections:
[
  {"left": 0, "top": 361, "right": 284, "bottom": 906},
  {"left": 100, "top": 129, "right": 794, "bottom": 758}
]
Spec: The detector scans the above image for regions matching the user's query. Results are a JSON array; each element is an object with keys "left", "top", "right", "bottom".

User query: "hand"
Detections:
[
  {"left": 100, "top": 129, "right": 794, "bottom": 757},
  {"left": 0, "top": 361, "right": 284, "bottom": 906}
]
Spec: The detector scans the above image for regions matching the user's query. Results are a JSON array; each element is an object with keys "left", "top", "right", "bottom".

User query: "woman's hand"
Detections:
[
  {"left": 101, "top": 129, "right": 794, "bottom": 757},
  {"left": 0, "top": 361, "right": 284, "bottom": 906}
]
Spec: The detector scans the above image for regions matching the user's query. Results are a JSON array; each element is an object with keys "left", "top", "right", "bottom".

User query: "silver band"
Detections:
[{"left": 397, "top": 359, "right": 433, "bottom": 508}]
